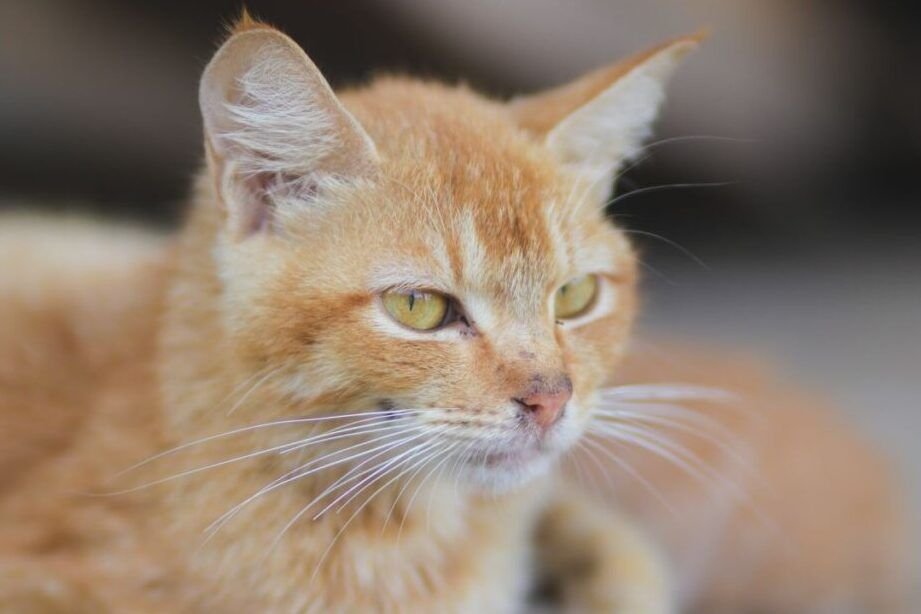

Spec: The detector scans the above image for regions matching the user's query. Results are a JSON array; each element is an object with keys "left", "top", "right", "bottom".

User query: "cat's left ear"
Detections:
[{"left": 510, "top": 33, "right": 703, "bottom": 197}]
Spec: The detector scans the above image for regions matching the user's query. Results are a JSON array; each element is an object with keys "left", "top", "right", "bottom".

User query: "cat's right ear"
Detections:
[{"left": 199, "top": 19, "right": 379, "bottom": 239}]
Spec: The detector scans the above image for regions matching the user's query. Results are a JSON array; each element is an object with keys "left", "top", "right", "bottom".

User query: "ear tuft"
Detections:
[{"left": 226, "top": 7, "right": 273, "bottom": 38}]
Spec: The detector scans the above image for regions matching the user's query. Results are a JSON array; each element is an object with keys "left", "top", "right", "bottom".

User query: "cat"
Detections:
[{"left": 0, "top": 13, "right": 911, "bottom": 613}]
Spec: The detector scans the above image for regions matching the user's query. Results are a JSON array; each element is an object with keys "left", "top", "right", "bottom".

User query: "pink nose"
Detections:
[{"left": 515, "top": 387, "right": 571, "bottom": 429}]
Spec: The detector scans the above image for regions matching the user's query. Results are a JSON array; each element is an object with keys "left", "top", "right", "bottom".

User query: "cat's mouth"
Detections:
[
  {"left": 468, "top": 439, "right": 553, "bottom": 470},
  {"left": 478, "top": 441, "right": 546, "bottom": 468},
  {"left": 456, "top": 440, "right": 558, "bottom": 492}
]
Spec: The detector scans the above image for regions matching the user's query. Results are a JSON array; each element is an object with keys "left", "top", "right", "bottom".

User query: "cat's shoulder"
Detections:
[
  {"left": 0, "top": 212, "right": 168, "bottom": 284},
  {"left": 0, "top": 211, "right": 173, "bottom": 361},
  {"left": 0, "top": 213, "right": 171, "bottom": 493}
]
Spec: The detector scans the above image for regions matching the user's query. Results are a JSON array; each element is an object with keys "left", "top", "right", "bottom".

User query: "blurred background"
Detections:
[{"left": 1, "top": 0, "right": 918, "bottom": 526}]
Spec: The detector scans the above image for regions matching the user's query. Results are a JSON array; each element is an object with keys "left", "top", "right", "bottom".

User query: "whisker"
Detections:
[
  {"left": 571, "top": 440, "right": 607, "bottom": 496},
  {"left": 340, "top": 425, "right": 464, "bottom": 519},
  {"left": 622, "top": 228, "right": 709, "bottom": 270},
  {"left": 262, "top": 435, "right": 436, "bottom": 558},
  {"left": 393, "top": 443, "right": 457, "bottom": 532},
  {"left": 450, "top": 436, "right": 482, "bottom": 501},
  {"left": 308, "top": 442, "right": 459, "bottom": 589},
  {"left": 318, "top": 438, "right": 441, "bottom": 518},
  {"left": 278, "top": 436, "right": 447, "bottom": 554},
  {"left": 397, "top": 440, "right": 476, "bottom": 544},
  {"left": 598, "top": 400, "right": 737, "bottom": 437},
  {"left": 591, "top": 420, "right": 781, "bottom": 541},
  {"left": 615, "top": 135, "right": 754, "bottom": 181},
  {"left": 203, "top": 424, "right": 428, "bottom": 538},
  {"left": 400, "top": 441, "right": 468, "bottom": 543},
  {"left": 270, "top": 432, "right": 436, "bottom": 540},
  {"left": 567, "top": 442, "right": 591, "bottom": 492},
  {"left": 425, "top": 442, "right": 466, "bottom": 533},
  {"left": 563, "top": 134, "right": 751, "bottom": 218},
  {"left": 600, "top": 383, "right": 736, "bottom": 404},
  {"left": 216, "top": 364, "right": 277, "bottom": 413},
  {"left": 226, "top": 366, "right": 285, "bottom": 416},
  {"left": 380, "top": 436, "right": 462, "bottom": 537},
  {"left": 301, "top": 426, "right": 463, "bottom": 514},
  {"left": 580, "top": 434, "right": 679, "bottom": 518},
  {"left": 102, "top": 415, "right": 427, "bottom": 496},
  {"left": 268, "top": 430, "right": 433, "bottom": 524},
  {"left": 380, "top": 449, "right": 439, "bottom": 537},
  {"left": 591, "top": 422, "right": 746, "bottom": 503},
  {"left": 275, "top": 416, "right": 422, "bottom": 455},
  {"left": 597, "top": 407, "right": 751, "bottom": 470},
  {"left": 607, "top": 181, "right": 735, "bottom": 209},
  {"left": 110, "top": 408, "right": 427, "bottom": 480}
]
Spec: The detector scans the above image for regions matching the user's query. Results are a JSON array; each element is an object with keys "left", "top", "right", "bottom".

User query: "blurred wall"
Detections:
[{"left": 2, "top": 0, "right": 919, "bottom": 254}]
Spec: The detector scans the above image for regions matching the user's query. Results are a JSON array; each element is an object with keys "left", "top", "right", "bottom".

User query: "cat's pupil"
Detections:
[{"left": 408, "top": 293, "right": 415, "bottom": 311}]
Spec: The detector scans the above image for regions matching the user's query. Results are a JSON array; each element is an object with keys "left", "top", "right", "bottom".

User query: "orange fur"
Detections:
[
  {"left": 589, "top": 344, "right": 913, "bottom": 612},
  {"left": 0, "top": 17, "right": 911, "bottom": 613}
]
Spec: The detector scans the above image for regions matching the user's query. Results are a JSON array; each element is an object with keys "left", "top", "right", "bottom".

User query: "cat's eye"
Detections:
[
  {"left": 382, "top": 289, "right": 450, "bottom": 331},
  {"left": 554, "top": 275, "right": 598, "bottom": 319}
]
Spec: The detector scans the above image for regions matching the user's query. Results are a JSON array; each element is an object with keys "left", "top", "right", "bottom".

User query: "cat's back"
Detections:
[{"left": 0, "top": 214, "right": 170, "bottom": 495}]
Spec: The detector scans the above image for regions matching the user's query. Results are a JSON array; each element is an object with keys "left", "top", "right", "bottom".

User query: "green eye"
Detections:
[
  {"left": 554, "top": 275, "right": 598, "bottom": 319},
  {"left": 382, "top": 290, "right": 449, "bottom": 331}
]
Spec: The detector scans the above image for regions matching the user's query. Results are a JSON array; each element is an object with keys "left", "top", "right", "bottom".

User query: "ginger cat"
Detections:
[{"left": 0, "top": 14, "right": 910, "bottom": 613}]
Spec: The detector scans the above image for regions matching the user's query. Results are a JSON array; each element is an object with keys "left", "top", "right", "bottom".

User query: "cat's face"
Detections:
[{"left": 199, "top": 20, "right": 697, "bottom": 492}]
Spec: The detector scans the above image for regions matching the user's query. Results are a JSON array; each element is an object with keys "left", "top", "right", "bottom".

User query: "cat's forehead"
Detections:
[{"left": 339, "top": 80, "right": 620, "bottom": 314}]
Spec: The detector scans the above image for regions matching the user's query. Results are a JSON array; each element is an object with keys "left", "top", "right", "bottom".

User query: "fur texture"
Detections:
[{"left": 0, "top": 16, "right": 911, "bottom": 613}]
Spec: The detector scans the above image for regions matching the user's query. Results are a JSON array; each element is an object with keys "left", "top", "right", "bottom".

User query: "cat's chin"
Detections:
[{"left": 451, "top": 447, "right": 558, "bottom": 494}]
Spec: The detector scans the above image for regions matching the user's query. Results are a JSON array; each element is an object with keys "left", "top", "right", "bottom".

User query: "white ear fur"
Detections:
[
  {"left": 200, "top": 27, "right": 378, "bottom": 238},
  {"left": 510, "top": 36, "right": 700, "bottom": 201},
  {"left": 547, "top": 40, "right": 696, "bottom": 184}
]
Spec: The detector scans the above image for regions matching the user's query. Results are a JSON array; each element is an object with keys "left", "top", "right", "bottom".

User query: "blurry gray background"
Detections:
[{"left": 1, "top": 0, "right": 918, "bottom": 532}]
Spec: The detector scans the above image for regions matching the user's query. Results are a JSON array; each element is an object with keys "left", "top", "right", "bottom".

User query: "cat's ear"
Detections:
[
  {"left": 510, "top": 33, "right": 703, "bottom": 198},
  {"left": 200, "top": 17, "right": 378, "bottom": 239}
]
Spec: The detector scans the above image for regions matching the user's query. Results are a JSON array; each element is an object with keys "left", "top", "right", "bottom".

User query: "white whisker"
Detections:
[
  {"left": 111, "top": 408, "right": 427, "bottom": 479},
  {"left": 307, "top": 442, "right": 459, "bottom": 589},
  {"left": 103, "top": 415, "right": 431, "bottom": 496},
  {"left": 380, "top": 440, "right": 457, "bottom": 536},
  {"left": 425, "top": 443, "right": 465, "bottom": 533},
  {"left": 580, "top": 434, "right": 679, "bottom": 517},
  {"left": 571, "top": 440, "right": 604, "bottom": 495},
  {"left": 607, "top": 181, "right": 735, "bottom": 209},
  {"left": 226, "top": 367, "right": 285, "bottom": 416},
  {"left": 591, "top": 422, "right": 748, "bottom": 505},
  {"left": 598, "top": 407, "right": 751, "bottom": 470},
  {"left": 567, "top": 443, "right": 590, "bottom": 491},
  {"left": 622, "top": 229, "right": 710, "bottom": 270},
  {"left": 203, "top": 424, "right": 428, "bottom": 538},
  {"left": 275, "top": 416, "right": 421, "bottom": 455},
  {"left": 399, "top": 441, "right": 465, "bottom": 543},
  {"left": 281, "top": 431, "right": 434, "bottom": 524},
  {"left": 600, "top": 384, "right": 736, "bottom": 404},
  {"left": 319, "top": 438, "right": 440, "bottom": 518}
]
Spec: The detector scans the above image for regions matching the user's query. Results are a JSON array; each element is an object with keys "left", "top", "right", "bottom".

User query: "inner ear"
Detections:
[{"left": 235, "top": 171, "right": 320, "bottom": 235}]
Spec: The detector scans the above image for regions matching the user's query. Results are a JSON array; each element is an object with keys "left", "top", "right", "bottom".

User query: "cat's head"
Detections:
[{"left": 195, "top": 16, "right": 699, "bottom": 492}]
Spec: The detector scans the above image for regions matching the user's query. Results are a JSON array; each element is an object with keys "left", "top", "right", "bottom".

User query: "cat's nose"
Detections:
[{"left": 514, "top": 384, "right": 571, "bottom": 430}]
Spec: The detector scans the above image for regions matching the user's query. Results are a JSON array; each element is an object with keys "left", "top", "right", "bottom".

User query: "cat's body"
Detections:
[
  {"left": 0, "top": 16, "right": 911, "bottom": 614},
  {"left": 0, "top": 209, "right": 657, "bottom": 613}
]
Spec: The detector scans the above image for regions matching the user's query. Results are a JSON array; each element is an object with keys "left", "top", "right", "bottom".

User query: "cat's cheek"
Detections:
[{"left": 563, "top": 293, "right": 637, "bottom": 393}]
